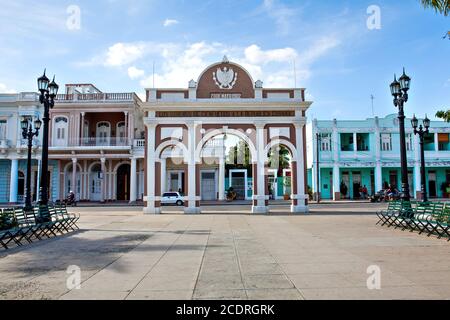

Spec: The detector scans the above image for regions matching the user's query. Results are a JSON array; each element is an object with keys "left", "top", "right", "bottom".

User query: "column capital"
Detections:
[
  {"left": 254, "top": 122, "right": 266, "bottom": 130},
  {"left": 71, "top": 158, "right": 77, "bottom": 163},
  {"left": 100, "top": 158, "right": 106, "bottom": 164},
  {"left": 294, "top": 121, "right": 306, "bottom": 129},
  {"left": 81, "top": 112, "right": 85, "bottom": 117}
]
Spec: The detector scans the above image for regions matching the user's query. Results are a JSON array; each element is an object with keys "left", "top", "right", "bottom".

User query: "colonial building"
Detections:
[
  {"left": 0, "top": 92, "right": 50, "bottom": 204},
  {"left": 142, "top": 57, "right": 311, "bottom": 214},
  {"left": 308, "top": 114, "right": 450, "bottom": 200},
  {"left": 50, "top": 84, "right": 145, "bottom": 203}
]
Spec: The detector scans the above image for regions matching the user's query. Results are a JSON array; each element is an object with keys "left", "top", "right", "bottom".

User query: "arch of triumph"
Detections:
[{"left": 142, "top": 57, "right": 312, "bottom": 214}]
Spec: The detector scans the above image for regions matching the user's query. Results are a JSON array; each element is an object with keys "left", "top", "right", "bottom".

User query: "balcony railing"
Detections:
[
  {"left": 55, "top": 92, "right": 137, "bottom": 103},
  {"left": 50, "top": 138, "right": 146, "bottom": 149}
]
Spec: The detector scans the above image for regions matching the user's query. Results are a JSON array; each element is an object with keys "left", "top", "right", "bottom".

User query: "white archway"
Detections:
[
  {"left": 63, "top": 162, "right": 83, "bottom": 200},
  {"left": 263, "top": 139, "right": 298, "bottom": 163},
  {"left": 195, "top": 128, "right": 257, "bottom": 163},
  {"left": 155, "top": 140, "right": 189, "bottom": 162},
  {"left": 88, "top": 162, "right": 102, "bottom": 201}
]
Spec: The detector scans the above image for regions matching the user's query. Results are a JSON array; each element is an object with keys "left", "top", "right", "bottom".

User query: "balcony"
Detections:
[
  {"left": 50, "top": 138, "right": 145, "bottom": 149},
  {"left": 55, "top": 93, "right": 139, "bottom": 103}
]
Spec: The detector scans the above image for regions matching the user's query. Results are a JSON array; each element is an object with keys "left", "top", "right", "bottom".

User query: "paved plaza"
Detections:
[{"left": 0, "top": 203, "right": 449, "bottom": 300}]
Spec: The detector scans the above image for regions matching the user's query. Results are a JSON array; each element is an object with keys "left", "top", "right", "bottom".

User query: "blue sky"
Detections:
[{"left": 0, "top": 0, "right": 448, "bottom": 121}]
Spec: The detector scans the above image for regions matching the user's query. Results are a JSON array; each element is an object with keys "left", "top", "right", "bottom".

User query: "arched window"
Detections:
[
  {"left": 96, "top": 122, "right": 110, "bottom": 146},
  {"left": 53, "top": 116, "right": 68, "bottom": 147},
  {"left": 117, "top": 121, "right": 126, "bottom": 144}
]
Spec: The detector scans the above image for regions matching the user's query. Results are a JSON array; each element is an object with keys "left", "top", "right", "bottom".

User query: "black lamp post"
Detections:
[
  {"left": 411, "top": 114, "right": 431, "bottom": 202},
  {"left": 390, "top": 68, "right": 411, "bottom": 203},
  {"left": 21, "top": 117, "right": 42, "bottom": 211},
  {"left": 37, "top": 70, "right": 59, "bottom": 207}
]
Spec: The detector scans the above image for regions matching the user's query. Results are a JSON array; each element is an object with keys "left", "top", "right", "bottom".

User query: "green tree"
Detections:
[
  {"left": 227, "top": 140, "right": 251, "bottom": 168},
  {"left": 436, "top": 110, "right": 450, "bottom": 122},
  {"left": 268, "top": 145, "right": 291, "bottom": 176},
  {"left": 420, "top": 0, "right": 450, "bottom": 16}
]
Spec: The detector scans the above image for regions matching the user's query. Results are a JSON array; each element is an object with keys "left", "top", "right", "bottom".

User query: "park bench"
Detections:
[
  {"left": 376, "top": 200, "right": 404, "bottom": 226},
  {"left": 0, "top": 204, "right": 79, "bottom": 250},
  {"left": 377, "top": 200, "right": 449, "bottom": 240}
]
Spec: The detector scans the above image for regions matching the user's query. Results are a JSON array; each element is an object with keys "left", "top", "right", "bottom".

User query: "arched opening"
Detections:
[
  {"left": 64, "top": 163, "right": 81, "bottom": 200},
  {"left": 267, "top": 143, "right": 294, "bottom": 204},
  {"left": 96, "top": 121, "right": 111, "bottom": 146},
  {"left": 18, "top": 171, "right": 25, "bottom": 202},
  {"left": 116, "top": 163, "right": 131, "bottom": 201},
  {"left": 116, "top": 122, "right": 126, "bottom": 145},
  {"left": 198, "top": 131, "right": 255, "bottom": 206},
  {"left": 89, "top": 163, "right": 102, "bottom": 201}
]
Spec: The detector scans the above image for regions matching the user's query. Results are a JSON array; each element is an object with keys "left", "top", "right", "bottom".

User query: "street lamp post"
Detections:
[
  {"left": 411, "top": 115, "right": 431, "bottom": 202},
  {"left": 390, "top": 68, "right": 411, "bottom": 203},
  {"left": 37, "top": 70, "right": 59, "bottom": 208},
  {"left": 21, "top": 117, "right": 42, "bottom": 211}
]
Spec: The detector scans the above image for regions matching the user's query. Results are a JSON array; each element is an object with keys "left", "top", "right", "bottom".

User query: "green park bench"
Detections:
[{"left": 0, "top": 204, "right": 79, "bottom": 250}]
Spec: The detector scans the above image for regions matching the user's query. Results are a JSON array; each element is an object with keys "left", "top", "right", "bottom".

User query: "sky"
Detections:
[{"left": 0, "top": 0, "right": 448, "bottom": 121}]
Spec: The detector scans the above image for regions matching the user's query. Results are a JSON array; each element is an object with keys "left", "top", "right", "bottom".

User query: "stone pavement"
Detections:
[{"left": 0, "top": 203, "right": 449, "bottom": 300}]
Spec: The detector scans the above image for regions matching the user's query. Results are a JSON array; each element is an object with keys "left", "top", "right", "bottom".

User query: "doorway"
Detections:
[
  {"left": 229, "top": 170, "right": 247, "bottom": 200},
  {"left": 116, "top": 164, "right": 131, "bottom": 201},
  {"left": 428, "top": 171, "right": 437, "bottom": 198},
  {"left": 201, "top": 171, "right": 216, "bottom": 201},
  {"left": 352, "top": 172, "right": 361, "bottom": 199}
]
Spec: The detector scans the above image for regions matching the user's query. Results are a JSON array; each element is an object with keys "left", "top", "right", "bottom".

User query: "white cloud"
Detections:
[
  {"left": 84, "top": 36, "right": 341, "bottom": 89},
  {"left": 0, "top": 83, "right": 16, "bottom": 93},
  {"left": 163, "top": 19, "right": 179, "bottom": 27},
  {"left": 262, "top": 0, "right": 297, "bottom": 35},
  {"left": 128, "top": 66, "right": 145, "bottom": 79},
  {"left": 298, "top": 36, "right": 341, "bottom": 65},
  {"left": 244, "top": 45, "right": 297, "bottom": 65},
  {"left": 140, "top": 42, "right": 222, "bottom": 88},
  {"left": 105, "top": 42, "right": 148, "bottom": 67},
  {"left": 445, "top": 79, "right": 450, "bottom": 87}
]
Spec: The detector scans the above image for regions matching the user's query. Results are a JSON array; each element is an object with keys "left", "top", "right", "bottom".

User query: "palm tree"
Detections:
[
  {"left": 420, "top": 0, "right": 450, "bottom": 16},
  {"left": 436, "top": 110, "right": 450, "bottom": 122},
  {"left": 268, "top": 145, "right": 291, "bottom": 176}
]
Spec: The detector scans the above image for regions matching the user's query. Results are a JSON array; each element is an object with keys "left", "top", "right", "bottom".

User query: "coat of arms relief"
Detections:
[{"left": 213, "top": 66, "right": 238, "bottom": 90}]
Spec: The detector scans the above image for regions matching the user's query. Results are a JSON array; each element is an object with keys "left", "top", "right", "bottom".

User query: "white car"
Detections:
[{"left": 161, "top": 192, "right": 184, "bottom": 206}]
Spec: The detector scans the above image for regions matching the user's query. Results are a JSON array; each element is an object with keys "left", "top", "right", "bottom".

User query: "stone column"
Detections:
[
  {"left": 80, "top": 112, "right": 85, "bottom": 145},
  {"left": 130, "top": 157, "right": 137, "bottom": 203},
  {"left": 71, "top": 158, "right": 77, "bottom": 199},
  {"left": 291, "top": 123, "right": 308, "bottom": 213},
  {"left": 375, "top": 162, "right": 382, "bottom": 193},
  {"left": 332, "top": 120, "right": 340, "bottom": 200},
  {"left": 9, "top": 159, "right": 19, "bottom": 203},
  {"left": 185, "top": 122, "right": 201, "bottom": 214},
  {"left": 333, "top": 163, "right": 341, "bottom": 200},
  {"left": 160, "top": 157, "right": 167, "bottom": 194},
  {"left": 124, "top": 111, "right": 129, "bottom": 144},
  {"left": 144, "top": 123, "right": 160, "bottom": 214},
  {"left": 252, "top": 122, "right": 269, "bottom": 214},
  {"left": 100, "top": 158, "right": 106, "bottom": 203},
  {"left": 218, "top": 156, "right": 225, "bottom": 201}
]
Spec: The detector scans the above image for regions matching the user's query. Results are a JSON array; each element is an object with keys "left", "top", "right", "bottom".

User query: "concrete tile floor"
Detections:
[{"left": 0, "top": 203, "right": 449, "bottom": 300}]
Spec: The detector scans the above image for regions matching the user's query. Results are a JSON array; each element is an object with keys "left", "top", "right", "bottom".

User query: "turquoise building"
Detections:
[{"left": 308, "top": 114, "right": 450, "bottom": 200}]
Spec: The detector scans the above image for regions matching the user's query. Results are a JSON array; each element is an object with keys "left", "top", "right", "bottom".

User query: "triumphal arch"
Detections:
[{"left": 142, "top": 57, "right": 312, "bottom": 214}]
